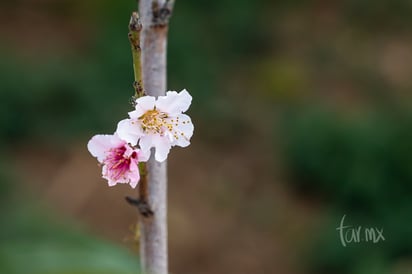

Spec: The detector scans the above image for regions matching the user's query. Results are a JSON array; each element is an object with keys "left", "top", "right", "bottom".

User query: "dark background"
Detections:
[{"left": 0, "top": 0, "right": 411, "bottom": 273}]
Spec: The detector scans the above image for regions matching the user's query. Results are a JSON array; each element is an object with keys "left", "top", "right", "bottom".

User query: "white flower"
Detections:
[{"left": 116, "top": 89, "right": 194, "bottom": 162}]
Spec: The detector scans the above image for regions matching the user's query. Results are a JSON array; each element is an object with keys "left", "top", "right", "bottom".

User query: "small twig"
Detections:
[
  {"left": 128, "top": 12, "right": 144, "bottom": 97},
  {"left": 125, "top": 196, "right": 154, "bottom": 217},
  {"left": 138, "top": 162, "right": 149, "bottom": 200},
  {"left": 126, "top": 11, "right": 153, "bottom": 218},
  {"left": 125, "top": 162, "right": 153, "bottom": 218}
]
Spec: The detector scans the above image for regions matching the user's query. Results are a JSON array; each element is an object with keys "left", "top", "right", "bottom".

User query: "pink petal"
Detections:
[
  {"left": 107, "top": 179, "right": 117, "bottom": 187},
  {"left": 88, "top": 134, "right": 123, "bottom": 162},
  {"left": 128, "top": 159, "right": 140, "bottom": 188}
]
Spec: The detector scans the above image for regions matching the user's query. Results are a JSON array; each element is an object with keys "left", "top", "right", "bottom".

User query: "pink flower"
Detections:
[{"left": 87, "top": 134, "right": 149, "bottom": 188}]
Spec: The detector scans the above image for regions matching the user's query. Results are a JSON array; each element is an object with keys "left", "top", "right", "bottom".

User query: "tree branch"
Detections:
[{"left": 138, "top": 0, "right": 174, "bottom": 273}]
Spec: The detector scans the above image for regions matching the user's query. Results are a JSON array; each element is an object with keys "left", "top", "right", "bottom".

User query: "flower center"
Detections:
[
  {"left": 105, "top": 146, "right": 131, "bottom": 180},
  {"left": 139, "top": 109, "right": 169, "bottom": 134}
]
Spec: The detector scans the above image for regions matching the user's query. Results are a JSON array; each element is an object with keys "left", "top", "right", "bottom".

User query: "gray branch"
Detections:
[{"left": 138, "top": 0, "right": 175, "bottom": 273}]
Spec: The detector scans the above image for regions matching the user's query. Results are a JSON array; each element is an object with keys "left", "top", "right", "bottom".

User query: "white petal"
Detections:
[
  {"left": 137, "top": 133, "right": 172, "bottom": 162},
  {"left": 128, "top": 96, "right": 156, "bottom": 120},
  {"left": 87, "top": 134, "right": 123, "bottom": 162},
  {"left": 166, "top": 114, "right": 194, "bottom": 147},
  {"left": 138, "top": 134, "right": 154, "bottom": 154},
  {"left": 152, "top": 135, "right": 172, "bottom": 162},
  {"left": 116, "top": 119, "right": 143, "bottom": 145},
  {"left": 128, "top": 109, "right": 144, "bottom": 119},
  {"left": 135, "top": 96, "right": 156, "bottom": 113},
  {"left": 155, "top": 89, "right": 192, "bottom": 115},
  {"left": 138, "top": 149, "right": 151, "bottom": 162}
]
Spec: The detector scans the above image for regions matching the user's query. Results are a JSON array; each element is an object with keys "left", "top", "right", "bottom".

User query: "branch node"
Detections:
[
  {"left": 125, "top": 196, "right": 154, "bottom": 218},
  {"left": 129, "top": 11, "right": 143, "bottom": 32},
  {"left": 133, "top": 80, "right": 144, "bottom": 97},
  {"left": 130, "top": 80, "right": 144, "bottom": 106},
  {"left": 151, "top": 0, "right": 175, "bottom": 28}
]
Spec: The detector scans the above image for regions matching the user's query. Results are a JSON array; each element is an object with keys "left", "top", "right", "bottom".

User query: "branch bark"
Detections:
[{"left": 137, "top": 1, "right": 174, "bottom": 273}]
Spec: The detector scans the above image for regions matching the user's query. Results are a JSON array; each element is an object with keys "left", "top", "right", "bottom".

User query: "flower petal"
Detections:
[
  {"left": 123, "top": 145, "right": 134, "bottom": 158},
  {"left": 165, "top": 114, "right": 194, "bottom": 147},
  {"left": 129, "top": 180, "right": 138, "bottom": 188},
  {"left": 152, "top": 135, "right": 172, "bottom": 162},
  {"left": 128, "top": 159, "right": 140, "bottom": 188},
  {"left": 138, "top": 149, "right": 151, "bottom": 162},
  {"left": 87, "top": 134, "right": 124, "bottom": 162},
  {"left": 138, "top": 134, "right": 154, "bottom": 155},
  {"left": 102, "top": 166, "right": 118, "bottom": 186},
  {"left": 135, "top": 96, "right": 156, "bottom": 114},
  {"left": 129, "top": 157, "right": 139, "bottom": 172},
  {"left": 128, "top": 109, "right": 144, "bottom": 119},
  {"left": 107, "top": 180, "right": 117, "bottom": 186},
  {"left": 116, "top": 119, "right": 143, "bottom": 145},
  {"left": 155, "top": 89, "right": 192, "bottom": 115}
]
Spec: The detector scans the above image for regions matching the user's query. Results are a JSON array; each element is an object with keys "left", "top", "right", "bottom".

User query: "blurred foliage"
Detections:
[
  {"left": 280, "top": 107, "right": 412, "bottom": 273},
  {"left": 0, "top": 0, "right": 268, "bottom": 145},
  {"left": 0, "top": 166, "right": 139, "bottom": 274}
]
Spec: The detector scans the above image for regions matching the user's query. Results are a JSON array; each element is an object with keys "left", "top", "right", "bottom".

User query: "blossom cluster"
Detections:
[{"left": 87, "top": 90, "right": 193, "bottom": 188}]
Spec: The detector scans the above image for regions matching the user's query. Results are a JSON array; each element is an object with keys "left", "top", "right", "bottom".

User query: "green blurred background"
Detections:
[{"left": 1, "top": 0, "right": 411, "bottom": 273}]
